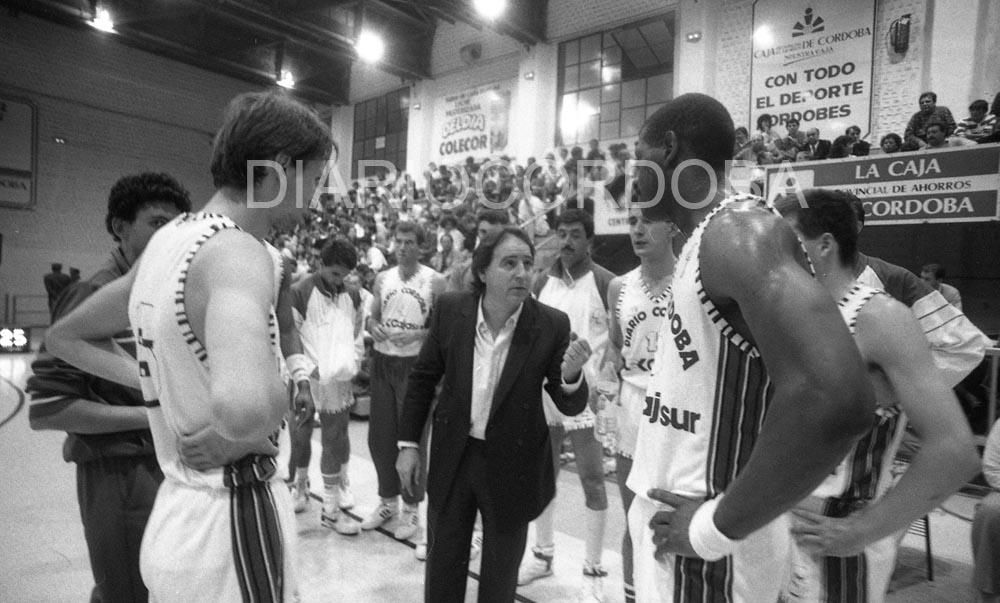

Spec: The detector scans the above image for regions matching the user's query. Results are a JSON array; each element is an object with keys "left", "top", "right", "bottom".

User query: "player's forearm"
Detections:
[
  {"left": 31, "top": 400, "right": 149, "bottom": 433},
  {"left": 852, "top": 434, "right": 978, "bottom": 542},
  {"left": 715, "top": 384, "right": 870, "bottom": 539},
  {"left": 45, "top": 331, "right": 140, "bottom": 389}
]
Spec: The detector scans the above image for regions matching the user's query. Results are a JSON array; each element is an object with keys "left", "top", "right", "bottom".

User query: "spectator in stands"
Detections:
[
  {"left": 981, "top": 93, "right": 1000, "bottom": 144},
  {"left": 955, "top": 99, "right": 998, "bottom": 143},
  {"left": 69, "top": 267, "right": 81, "bottom": 282},
  {"left": 43, "top": 262, "right": 71, "bottom": 314},
  {"left": 586, "top": 138, "right": 605, "bottom": 163},
  {"left": 880, "top": 133, "right": 903, "bottom": 154},
  {"left": 778, "top": 118, "right": 806, "bottom": 161},
  {"left": 924, "top": 120, "right": 950, "bottom": 149},
  {"left": 845, "top": 125, "right": 871, "bottom": 155},
  {"left": 829, "top": 135, "right": 853, "bottom": 159},
  {"left": 751, "top": 114, "right": 782, "bottom": 150},
  {"left": 905, "top": 91, "right": 956, "bottom": 147},
  {"left": 920, "top": 263, "right": 962, "bottom": 310},
  {"left": 800, "top": 127, "right": 831, "bottom": 160},
  {"left": 733, "top": 126, "right": 754, "bottom": 160},
  {"left": 973, "top": 419, "right": 1000, "bottom": 603}
]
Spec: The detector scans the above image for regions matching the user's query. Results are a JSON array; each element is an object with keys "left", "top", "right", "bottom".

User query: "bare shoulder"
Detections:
[
  {"left": 700, "top": 204, "right": 808, "bottom": 298},
  {"left": 190, "top": 230, "right": 274, "bottom": 291}
]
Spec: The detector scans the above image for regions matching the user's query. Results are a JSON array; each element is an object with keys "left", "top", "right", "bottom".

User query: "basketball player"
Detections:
[
  {"left": 774, "top": 189, "right": 978, "bottom": 602},
  {"left": 287, "top": 237, "right": 364, "bottom": 535},
  {"left": 46, "top": 91, "right": 334, "bottom": 602},
  {"left": 519, "top": 208, "right": 614, "bottom": 601},
  {"left": 626, "top": 93, "right": 875, "bottom": 602},
  {"left": 604, "top": 206, "right": 677, "bottom": 603},
  {"left": 364, "top": 221, "right": 446, "bottom": 556}
]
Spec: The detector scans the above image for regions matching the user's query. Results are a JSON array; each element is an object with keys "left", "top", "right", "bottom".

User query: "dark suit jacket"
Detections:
[
  {"left": 851, "top": 140, "right": 871, "bottom": 156},
  {"left": 806, "top": 139, "right": 832, "bottom": 160},
  {"left": 399, "top": 291, "right": 588, "bottom": 530}
]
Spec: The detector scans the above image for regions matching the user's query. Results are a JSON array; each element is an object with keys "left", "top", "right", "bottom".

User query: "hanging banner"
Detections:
[
  {"left": 433, "top": 81, "right": 513, "bottom": 164},
  {"left": 750, "top": 0, "right": 876, "bottom": 138},
  {"left": 763, "top": 145, "right": 1000, "bottom": 225},
  {"left": 0, "top": 93, "right": 37, "bottom": 209}
]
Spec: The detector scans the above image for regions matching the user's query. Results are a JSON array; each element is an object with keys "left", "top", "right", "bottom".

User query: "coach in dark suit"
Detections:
[
  {"left": 803, "top": 127, "right": 832, "bottom": 160},
  {"left": 396, "top": 226, "right": 591, "bottom": 603}
]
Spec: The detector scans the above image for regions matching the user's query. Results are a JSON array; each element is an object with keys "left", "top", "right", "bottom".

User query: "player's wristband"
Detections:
[
  {"left": 286, "top": 353, "right": 311, "bottom": 383},
  {"left": 688, "top": 496, "right": 737, "bottom": 561}
]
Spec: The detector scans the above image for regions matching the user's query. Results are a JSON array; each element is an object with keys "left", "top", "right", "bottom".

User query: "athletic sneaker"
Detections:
[
  {"left": 393, "top": 505, "right": 420, "bottom": 541},
  {"left": 292, "top": 481, "right": 310, "bottom": 514},
  {"left": 469, "top": 530, "right": 483, "bottom": 561},
  {"left": 415, "top": 542, "right": 427, "bottom": 561},
  {"left": 320, "top": 506, "right": 361, "bottom": 535},
  {"left": 576, "top": 564, "right": 608, "bottom": 602},
  {"left": 517, "top": 548, "right": 554, "bottom": 586},
  {"left": 360, "top": 501, "right": 398, "bottom": 530}
]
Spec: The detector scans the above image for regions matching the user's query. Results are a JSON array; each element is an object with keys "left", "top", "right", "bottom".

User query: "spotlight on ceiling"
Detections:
[
  {"left": 473, "top": 0, "right": 508, "bottom": 21},
  {"left": 356, "top": 30, "right": 385, "bottom": 64},
  {"left": 89, "top": 6, "right": 116, "bottom": 33},
  {"left": 277, "top": 70, "right": 296, "bottom": 89}
]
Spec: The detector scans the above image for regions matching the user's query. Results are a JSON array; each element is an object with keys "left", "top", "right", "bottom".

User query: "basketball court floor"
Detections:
[{"left": 0, "top": 351, "right": 983, "bottom": 602}]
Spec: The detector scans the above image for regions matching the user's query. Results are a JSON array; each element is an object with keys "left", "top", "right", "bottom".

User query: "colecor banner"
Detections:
[{"left": 432, "top": 81, "right": 513, "bottom": 164}]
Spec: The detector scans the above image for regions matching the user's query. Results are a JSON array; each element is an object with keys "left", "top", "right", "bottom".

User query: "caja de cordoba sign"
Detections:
[
  {"left": 764, "top": 145, "right": 1000, "bottom": 225},
  {"left": 750, "top": 0, "right": 876, "bottom": 138}
]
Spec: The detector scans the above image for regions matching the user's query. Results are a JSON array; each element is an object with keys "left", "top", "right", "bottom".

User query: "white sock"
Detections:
[
  {"left": 534, "top": 499, "right": 556, "bottom": 555},
  {"left": 584, "top": 507, "right": 606, "bottom": 568}
]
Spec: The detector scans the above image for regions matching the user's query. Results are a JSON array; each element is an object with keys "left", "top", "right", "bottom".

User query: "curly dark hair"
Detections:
[{"left": 105, "top": 172, "right": 192, "bottom": 241}]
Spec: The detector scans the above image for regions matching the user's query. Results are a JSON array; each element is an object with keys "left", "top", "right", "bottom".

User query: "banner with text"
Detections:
[
  {"left": 750, "top": 0, "right": 876, "bottom": 138},
  {"left": 763, "top": 145, "right": 1000, "bottom": 225},
  {"left": 0, "top": 94, "right": 37, "bottom": 209},
  {"left": 433, "top": 81, "right": 514, "bottom": 165}
]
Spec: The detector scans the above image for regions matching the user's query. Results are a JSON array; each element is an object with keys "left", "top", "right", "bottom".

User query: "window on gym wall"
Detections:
[
  {"left": 556, "top": 15, "right": 675, "bottom": 147},
  {"left": 352, "top": 87, "right": 410, "bottom": 179}
]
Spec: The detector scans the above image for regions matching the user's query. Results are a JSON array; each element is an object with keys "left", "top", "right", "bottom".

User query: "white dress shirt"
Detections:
[{"left": 470, "top": 301, "right": 524, "bottom": 440}]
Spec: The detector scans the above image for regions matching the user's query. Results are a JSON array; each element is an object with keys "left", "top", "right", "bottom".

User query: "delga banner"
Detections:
[
  {"left": 433, "top": 81, "right": 513, "bottom": 164},
  {"left": 763, "top": 145, "right": 1000, "bottom": 225},
  {"left": 750, "top": 0, "right": 876, "bottom": 137}
]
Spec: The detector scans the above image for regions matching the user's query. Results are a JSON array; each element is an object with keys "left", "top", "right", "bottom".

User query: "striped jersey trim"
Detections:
[
  {"left": 173, "top": 215, "right": 241, "bottom": 366},
  {"left": 837, "top": 284, "right": 880, "bottom": 335},
  {"left": 230, "top": 480, "right": 284, "bottom": 603}
]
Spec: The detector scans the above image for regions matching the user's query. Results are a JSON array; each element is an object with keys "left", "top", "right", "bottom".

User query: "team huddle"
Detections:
[{"left": 37, "top": 90, "right": 990, "bottom": 603}]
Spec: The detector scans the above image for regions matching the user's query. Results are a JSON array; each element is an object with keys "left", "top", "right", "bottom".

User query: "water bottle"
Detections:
[{"left": 595, "top": 365, "right": 620, "bottom": 452}]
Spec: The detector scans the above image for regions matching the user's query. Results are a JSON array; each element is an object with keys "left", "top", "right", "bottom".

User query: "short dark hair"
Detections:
[
  {"left": 785, "top": 118, "right": 800, "bottom": 127},
  {"left": 394, "top": 221, "right": 425, "bottom": 245},
  {"left": 470, "top": 226, "right": 535, "bottom": 296},
  {"left": 774, "top": 189, "right": 859, "bottom": 266},
  {"left": 641, "top": 93, "right": 735, "bottom": 172},
  {"left": 970, "top": 99, "right": 989, "bottom": 113},
  {"left": 846, "top": 125, "right": 861, "bottom": 136},
  {"left": 919, "top": 91, "right": 937, "bottom": 103},
  {"left": 557, "top": 208, "right": 595, "bottom": 239},
  {"left": 829, "top": 135, "right": 852, "bottom": 158},
  {"left": 320, "top": 237, "right": 358, "bottom": 270},
  {"left": 105, "top": 172, "right": 192, "bottom": 242},
  {"left": 925, "top": 119, "right": 946, "bottom": 133},
  {"left": 51, "top": 263, "right": 62, "bottom": 271},
  {"left": 476, "top": 209, "right": 510, "bottom": 226},
  {"left": 921, "top": 263, "right": 945, "bottom": 279},
  {"left": 756, "top": 114, "right": 773, "bottom": 131},
  {"left": 210, "top": 91, "right": 335, "bottom": 190}
]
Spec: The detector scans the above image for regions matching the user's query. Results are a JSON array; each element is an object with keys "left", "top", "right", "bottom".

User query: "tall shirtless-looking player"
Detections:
[
  {"left": 46, "top": 91, "right": 334, "bottom": 602},
  {"left": 626, "top": 93, "right": 875, "bottom": 602},
  {"left": 774, "top": 189, "right": 978, "bottom": 603},
  {"left": 604, "top": 206, "right": 677, "bottom": 603}
]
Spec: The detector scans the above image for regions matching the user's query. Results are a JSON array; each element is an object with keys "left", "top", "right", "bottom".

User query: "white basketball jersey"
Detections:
[
  {"left": 129, "top": 213, "right": 283, "bottom": 489},
  {"left": 615, "top": 267, "right": 670, "bottom": 458},
  {"left": 627, "top": 195, "right": 792, "bottom": 602},
  {"left": 374, "top": 264, "right": 437, "bottom": 357},
  {"left": 537, "top": 269, "right": 609, "bottom": 429}
]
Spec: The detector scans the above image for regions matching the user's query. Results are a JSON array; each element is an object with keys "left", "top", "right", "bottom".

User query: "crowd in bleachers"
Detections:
[{"left": 733, "top": 90, "right": 1000, "bottom": 164}]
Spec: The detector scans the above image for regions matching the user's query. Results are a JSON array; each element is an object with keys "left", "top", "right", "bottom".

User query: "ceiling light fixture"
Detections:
[
  {"left": 89, "top": 6, "right": 116, "bottom": 33},
  {"left": 686, "top": 31, "right": 702, "bottom": 43},
  {"left": 473, "top": 0, "right": 507, "bottom": 21},
  {"left": 356, "top": 30, "right": 385, "bottom": 63},
  {"left": 277, "top": 69, "right": 295, "bottom": 89}
]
